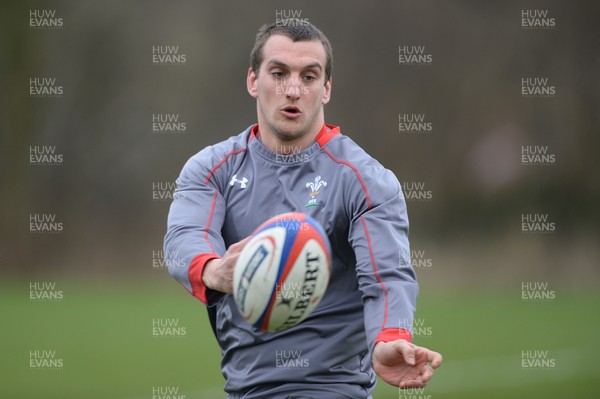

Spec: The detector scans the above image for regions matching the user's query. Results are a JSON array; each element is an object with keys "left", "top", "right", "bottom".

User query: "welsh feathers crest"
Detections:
[{"left": 305, "top": 176, "right": 327, "bottom": 207}]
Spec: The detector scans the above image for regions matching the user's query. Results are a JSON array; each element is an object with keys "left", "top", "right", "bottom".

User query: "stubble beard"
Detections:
[{"left": 272, "top": 123, "right": 306, "bottom": 142}]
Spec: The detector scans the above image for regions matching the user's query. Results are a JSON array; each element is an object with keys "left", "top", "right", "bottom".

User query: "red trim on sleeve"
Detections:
[
  {"left": 187, "top": 188, "right": 221, "bottom": 304},
  {"left": 361, "top": 215, "right": 389, "bottom": 331},
  {"left": 204, "top": 189, "right": 219, "bottom": 254},
  {"left": 322, "top": 141, "right": 387, "bottom": 332},
  {"left": 188, "top": 253, "right": 221, "bottom": 304},
  {"left": 375, "top": 328, "right": 413, "bottom": 345},
  {"left": 204, "top": 148, "right": 247, "bottom": 184},
  {"left": 321, "top": 147, "right": 372, "bottom": 209}
]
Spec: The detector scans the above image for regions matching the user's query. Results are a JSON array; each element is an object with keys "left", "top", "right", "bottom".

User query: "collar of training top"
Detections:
[{"left": 250, "top": 123, "right": 341, "bottom": 148}]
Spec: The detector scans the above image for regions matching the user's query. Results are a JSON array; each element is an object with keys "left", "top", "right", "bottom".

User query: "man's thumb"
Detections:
[{"left": 399, "top": 342, "right": 415, "bottom": 365}]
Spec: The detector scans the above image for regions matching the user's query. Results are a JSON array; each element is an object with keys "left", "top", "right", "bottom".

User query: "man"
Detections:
[{"left": 165, "top": 19, "right": 442, "bottom": 399}]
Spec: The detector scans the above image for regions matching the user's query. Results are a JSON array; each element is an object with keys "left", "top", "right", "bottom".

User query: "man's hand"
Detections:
[
  {"left": 373, "top": 339, "right": 442, "bottom": 389},
  {"left": 202, "top": 236, "right": 251, "bottom": 294}
]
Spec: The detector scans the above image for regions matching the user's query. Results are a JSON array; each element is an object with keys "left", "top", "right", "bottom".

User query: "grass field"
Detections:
[{"left": 2, "top": 279, "right": 599, "bottom": 399}]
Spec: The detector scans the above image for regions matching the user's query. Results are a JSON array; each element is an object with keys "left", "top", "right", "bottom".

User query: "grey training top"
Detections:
[{"left": 164, "top": 124, "right": 418, "bottom": 399}]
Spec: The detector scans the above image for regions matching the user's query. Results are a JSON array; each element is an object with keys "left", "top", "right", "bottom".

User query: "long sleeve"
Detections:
[
  {"left": 348, "top": 167, "right": 418, "bottom": 350},
  {"left": 164, "top": 153, "right": 228, "bottom": 305}
]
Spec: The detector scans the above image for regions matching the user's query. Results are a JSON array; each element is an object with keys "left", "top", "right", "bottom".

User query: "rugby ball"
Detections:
[{"left": 233, "top": 212, "right": 331, "bottom": 332}]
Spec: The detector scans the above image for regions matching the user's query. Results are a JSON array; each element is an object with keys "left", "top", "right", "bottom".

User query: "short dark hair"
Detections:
[{"left": 250, "top": 19, "right": 333, "bottom": 82}]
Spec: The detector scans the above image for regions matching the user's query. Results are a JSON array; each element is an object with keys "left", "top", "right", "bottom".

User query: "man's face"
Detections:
[{"left": 247, "top": 34, "right": 332, "bottom": 142}]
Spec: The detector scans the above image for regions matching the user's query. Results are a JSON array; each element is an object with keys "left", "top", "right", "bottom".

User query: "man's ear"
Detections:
[
  {"left": 247, "top": 67, "right": 258, "bottom": 98},
  {"left": 322, "top": 77, "right": 332, "bottom": 105}
]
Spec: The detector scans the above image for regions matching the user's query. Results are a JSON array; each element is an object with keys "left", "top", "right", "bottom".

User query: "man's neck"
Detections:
[{"left": 258, "top": 123, "right": 325, "bottom": 155}]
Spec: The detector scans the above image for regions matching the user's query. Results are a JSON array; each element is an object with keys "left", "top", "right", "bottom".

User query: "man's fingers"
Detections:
[
  {"left": 427, "top": 350, "right": 443, "bottom": 368},
  {"left": 414, "top": 346, "right": 443, "bottom": 368},
  {"left": 420, "top": 364, "right": 434, "bottom": 383},
  {"left": 230, "top": 236, "right": 252, "bottom": 253},
  {"left": 395, "top": 340, "right": 416, "bottom": 366},
  {"left": 238, "top": 235, "right": 252, "bottom": 245}
]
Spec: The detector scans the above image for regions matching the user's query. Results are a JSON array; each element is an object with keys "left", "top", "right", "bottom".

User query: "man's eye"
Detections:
[
  {"left": 303, "top": 75, "right": 316, "bottom": 82},
  {"left": 272, "top": 72, "right": 285, "bottom": 78}
]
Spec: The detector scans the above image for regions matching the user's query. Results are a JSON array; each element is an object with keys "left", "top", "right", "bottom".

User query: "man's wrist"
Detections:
[{"left": 202, "top": 258, "right": 221, "bottom": 290}]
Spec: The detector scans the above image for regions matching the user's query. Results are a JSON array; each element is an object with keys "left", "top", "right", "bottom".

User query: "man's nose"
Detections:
[{"left": 284, "top": 77, "right": 302, "bottom": 99}]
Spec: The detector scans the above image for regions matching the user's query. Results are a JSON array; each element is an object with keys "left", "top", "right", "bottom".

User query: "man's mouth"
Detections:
[{"left": 281, "top": 105, "right": 302, "bottom": 119}]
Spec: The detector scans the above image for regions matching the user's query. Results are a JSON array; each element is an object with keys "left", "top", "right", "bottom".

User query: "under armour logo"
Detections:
[{"left": 229, "top": 174, "right": 248, "bottom": 189}]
